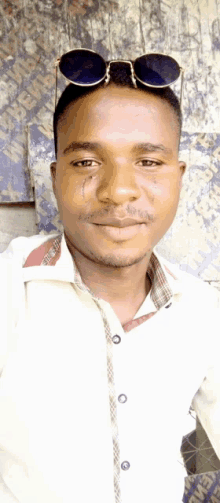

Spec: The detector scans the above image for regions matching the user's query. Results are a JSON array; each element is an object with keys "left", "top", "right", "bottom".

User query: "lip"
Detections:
[
  {"left": 92, "top": 217, "right": 144, "bottom": 227},
  {"left": 92, "top": 222, "right": 145, "bottom": 242}
]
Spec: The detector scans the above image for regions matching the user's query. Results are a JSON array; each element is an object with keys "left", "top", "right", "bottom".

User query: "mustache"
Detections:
[{"left": 78, "top": 205, "right": 155, "bottom": 223}]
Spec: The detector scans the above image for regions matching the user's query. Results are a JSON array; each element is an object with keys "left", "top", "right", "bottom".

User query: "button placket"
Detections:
[{"left": 112, "top": 331, "right": 131, "bottom": 480}]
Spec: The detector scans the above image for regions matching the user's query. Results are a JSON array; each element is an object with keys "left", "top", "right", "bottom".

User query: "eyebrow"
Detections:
[
  {"left": 63, "top": 141, "right": 172, "bottom": 156},
  {"left": 132, "top": 143, "right": 172, "bottom": 155}
]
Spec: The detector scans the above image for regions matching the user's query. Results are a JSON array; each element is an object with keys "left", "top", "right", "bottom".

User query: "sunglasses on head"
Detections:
[{"left": 55, "top": 48, "right": 184, "bottom": 108}]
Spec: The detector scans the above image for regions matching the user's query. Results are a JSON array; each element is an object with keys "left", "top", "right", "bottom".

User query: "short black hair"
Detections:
[{"left": 53, "top": 61, "right": 182, "bottom": 158}]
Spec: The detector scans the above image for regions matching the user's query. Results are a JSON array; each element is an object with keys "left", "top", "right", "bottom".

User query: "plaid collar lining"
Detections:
[{"left": 147, "top": 252, "right": 173, "bottom": 310}]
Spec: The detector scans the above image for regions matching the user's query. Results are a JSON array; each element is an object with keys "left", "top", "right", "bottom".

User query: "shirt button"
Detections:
[
  {"left": 165, "top": 302, "right": 172, "bottom": 309},
  {"left": 121, "top": 461, "right": 130, "bottom": 471},
  {"left": 118, "top": 394, "right": 127, "bottom": 403},
  {"left": 112, "top": 335, "right": 121, "bottom": 344}
]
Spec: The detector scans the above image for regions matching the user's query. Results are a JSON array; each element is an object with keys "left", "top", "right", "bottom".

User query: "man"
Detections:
[{"left": 0, "top": 58, "right": 219, "bottom": 503}]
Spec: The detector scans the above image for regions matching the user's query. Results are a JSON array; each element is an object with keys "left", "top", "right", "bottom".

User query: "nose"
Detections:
[{"left": 97, "top": 161, "right": 141, "bottom": 205}]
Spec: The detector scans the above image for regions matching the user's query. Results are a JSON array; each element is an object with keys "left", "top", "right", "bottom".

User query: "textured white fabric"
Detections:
[{"left": 0, "top": 233, "right": 219, "bottom": 502}]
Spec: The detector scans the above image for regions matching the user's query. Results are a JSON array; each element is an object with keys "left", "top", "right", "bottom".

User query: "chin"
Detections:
[{"left": 88, "top": 248, "right": 149, "bottom": 268}]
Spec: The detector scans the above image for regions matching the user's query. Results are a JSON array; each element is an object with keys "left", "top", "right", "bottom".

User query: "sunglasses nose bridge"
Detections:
[{"left": 105, "top": 60, "right": 138, "bottom": 88}]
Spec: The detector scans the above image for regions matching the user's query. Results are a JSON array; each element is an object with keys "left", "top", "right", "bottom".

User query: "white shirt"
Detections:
[{"left": 0, "top": 232, "right": 219, "bottom": 503}]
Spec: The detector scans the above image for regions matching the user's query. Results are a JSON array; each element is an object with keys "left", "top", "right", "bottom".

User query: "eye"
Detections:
[
  {"left": 70, "top": 159, "right": 100, "bottom": 168},
  {"left": 137, "top": 159, "right": 161, "bottom": 167}
]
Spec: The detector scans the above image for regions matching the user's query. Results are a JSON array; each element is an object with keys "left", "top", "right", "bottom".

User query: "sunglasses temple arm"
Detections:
[
  {"left": 55, "top": 64, "right": 58, "bottom": 109},
  {"left": 180, "top": 69, "right": 184, "bottom": 111}
]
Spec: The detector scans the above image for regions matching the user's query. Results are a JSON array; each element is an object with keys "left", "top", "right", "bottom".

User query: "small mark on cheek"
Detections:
[{"left": 82, "top": 175, "right": 94, "bottom": 199}]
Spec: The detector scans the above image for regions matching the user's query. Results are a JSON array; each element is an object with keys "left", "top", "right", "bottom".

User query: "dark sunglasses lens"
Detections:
[
  {"left": 134, "top": 54, "right": 180, "bottom": 86},
  {"left": 59, "top": 50, "right": 106, "bottom": 85}
]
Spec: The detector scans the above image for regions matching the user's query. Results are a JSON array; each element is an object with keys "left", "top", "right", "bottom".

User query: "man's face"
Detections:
[{"left": 51, "top": 85, "right": 186, "bottom": 268}]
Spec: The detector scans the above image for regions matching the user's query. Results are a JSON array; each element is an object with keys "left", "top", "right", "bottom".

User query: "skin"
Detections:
[{"left": 50, "top": 85, "right": 186, "bottom": 325}]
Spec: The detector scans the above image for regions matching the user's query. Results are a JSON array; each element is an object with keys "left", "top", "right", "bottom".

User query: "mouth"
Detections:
[
  {"left": 92, "top": 217, "right": 145, "bottom": 227},
  {"left": 92, "top": 222, "right": 146, "bottom": 241}
]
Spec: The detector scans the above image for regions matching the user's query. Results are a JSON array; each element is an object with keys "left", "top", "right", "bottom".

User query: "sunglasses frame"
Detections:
[{"left": 55, "top": 48, "right": 184, "bottom": 109}]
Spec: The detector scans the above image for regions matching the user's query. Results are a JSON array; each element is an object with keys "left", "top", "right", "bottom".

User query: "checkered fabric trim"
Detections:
[
  {"left": 122, "top": 312, "right": 155, "bottom": 332},
  {"left": 73, "top": 269, "right": 121, "bottom": 503},
  {"left": 41, "top": 235, "right": 62, "bottom": 265},
  {"left": 147, "top": 252, "right": 173, "bottom": 310},
  {"left": 122, "top": 256, "right": 173, "bottom": 332}
]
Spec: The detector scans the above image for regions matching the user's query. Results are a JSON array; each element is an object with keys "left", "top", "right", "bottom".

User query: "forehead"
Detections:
[{"left": 57, "top": 86, "right": 179, "bottom": 154}]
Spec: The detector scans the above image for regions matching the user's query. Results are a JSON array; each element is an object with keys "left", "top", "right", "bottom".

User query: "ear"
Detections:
[
  {"left": 178, "top": 161, "right": 186, "bottom": 188},
  {"left": 50, "top": 162, "right": 57, "bottom": 196}
]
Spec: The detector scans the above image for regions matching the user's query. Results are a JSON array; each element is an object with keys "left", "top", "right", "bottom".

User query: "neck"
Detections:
[{"left": 66, "top": 238, "right": 152, "bottom": 312}]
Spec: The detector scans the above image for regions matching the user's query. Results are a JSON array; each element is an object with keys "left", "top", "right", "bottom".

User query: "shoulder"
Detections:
[{"left": 0, "top": 233, "right": 61, "bottom": 265}]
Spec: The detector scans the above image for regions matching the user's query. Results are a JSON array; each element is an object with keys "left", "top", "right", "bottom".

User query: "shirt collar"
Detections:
[{"left": 23, "top": 231, "right": 182, "bottom": 307}]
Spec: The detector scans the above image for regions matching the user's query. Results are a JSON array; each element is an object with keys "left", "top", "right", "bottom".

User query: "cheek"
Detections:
[
  {"left": 56, "top": 172, "right": 97, "bottom": 211},
  {"left": 54, "top": 172, "right": 79, "bottom": 212},
  {"left": 146, "top": 176, "right": 181, "bottom": 209}
]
